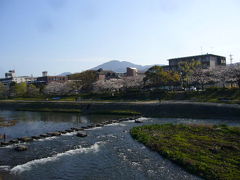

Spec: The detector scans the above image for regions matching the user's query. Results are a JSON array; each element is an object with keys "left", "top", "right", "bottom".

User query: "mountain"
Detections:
[
  {"left": 91, "top": 60, "right": 163, "bottom": 73},
  {"left": 58, "top": 72, "right": 72, "bottom": 76}
]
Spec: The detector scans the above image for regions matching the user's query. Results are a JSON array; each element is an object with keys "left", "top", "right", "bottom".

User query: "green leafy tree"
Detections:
[
  {"left": 27, "top": 84, "right": 40, "bottom": 97},
  {"left": 68, "top": 70, "right": 98, "bottom": 91},
  {"left": 8, "top": 82, "right": 17, "bottom": 97},
  {"left": 144, "top": 66, "right": 180, "bottom": 88},
  {"left": 15, "top": 82, "right": 27, "bottom": 97},
  {"left": 0, "top": 83, "right": 8, "bottom": 99},
  {"left": 167, "top": 70, "right": 181, "bottom": 86},
  {"left": 179, "top": 61, "right": 201, "bottom": 89}
]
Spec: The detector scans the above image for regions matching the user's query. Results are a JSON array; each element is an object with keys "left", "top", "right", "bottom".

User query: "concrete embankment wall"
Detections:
[{"left": 0, "top": 101, "right": 240, "bottom": 120}]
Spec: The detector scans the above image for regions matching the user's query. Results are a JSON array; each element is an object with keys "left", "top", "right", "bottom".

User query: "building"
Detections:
[
  {"left": 36, "top": 71, "right": 68, "bottom": 84},
  {"left": 165, "top": 54, "right": 226, "bottom": 71},
  {"left": 5, "top": 70, "right": 16, "bottom": 78},
  {"left": 96, "top": 68, "right": 119, "bottom": 80},
  {"left": 126, "top": 67, "right": 138, "bottom": 77},
  {"left": 0, "top": 70, "right": 36, "bottom": 85}
]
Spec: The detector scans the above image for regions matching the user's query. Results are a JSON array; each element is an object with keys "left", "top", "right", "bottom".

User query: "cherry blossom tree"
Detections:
[
  {"left": 227, "top": 64, "right": 240, "bottom": 87},
  {"left": 122, "top": 75, "right": 144, "bottom": 89},
  {"left": 192, "top": 68, "right": 214, "bottom": 90},
  {"left": 43, "top": 81, "right": 75, "bottom": 96},
  {"left": 93, "top": 79, "right": 124, "bottom": 93}
]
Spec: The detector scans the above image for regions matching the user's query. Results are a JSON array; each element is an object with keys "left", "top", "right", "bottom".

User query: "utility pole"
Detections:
[{"left": 230, "top": 54, "right": 233, "bottom": 64}]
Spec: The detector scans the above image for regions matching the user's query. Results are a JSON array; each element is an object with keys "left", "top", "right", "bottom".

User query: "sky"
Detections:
[{"left": 0, "top": 0, "right": 240, "bottom": 77}]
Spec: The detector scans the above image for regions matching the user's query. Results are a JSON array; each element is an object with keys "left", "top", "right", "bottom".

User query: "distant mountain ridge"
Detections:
[
  {"left": 91, "top": 60, "right": 162, "bottom": 73},
  {"left": 58, "top": 72, "right": 72, "bottom": 76}
]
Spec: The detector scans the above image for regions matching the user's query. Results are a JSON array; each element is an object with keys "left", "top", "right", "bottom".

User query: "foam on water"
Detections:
[
  {"left": 125, "top": 117, "right": 150, "bottom": 123},
  {"left": 105, "top": 123, "right": 120, "bottom": 126},
  {"left": 125, "top": 120, "right": 135, "bottom": 123},
  {"left": 0, "top": 165, "right": 11, "bottom": 171},
  {"left": 0, "top": 144, "right": 15, "bottom": 149},
  {"left": 85, "top": 127, "right": 103, "bottom": 130},
  {"left": 137, "top": 117, "right": 150, "bottom": 121},
  {"left": 0, "top": 142, "right": 28, "bottom": 149},
  {"left": 10, "top": 141, "right": 105, "bottom": 174},
  {"left": 37, "top": 136, "right": 58, "bottom": 142},
  {"left": 61, "top": 132, "right": 77, "bottom": 136}
]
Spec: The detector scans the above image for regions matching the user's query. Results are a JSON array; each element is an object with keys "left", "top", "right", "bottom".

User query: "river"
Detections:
[{"left": 0, "top": 110, "right": 239, "bottom": 180}]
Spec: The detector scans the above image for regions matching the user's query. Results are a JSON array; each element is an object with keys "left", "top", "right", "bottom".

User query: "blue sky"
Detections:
[{"left": 0, "top": 0, "right": 240, "bottom": 77}]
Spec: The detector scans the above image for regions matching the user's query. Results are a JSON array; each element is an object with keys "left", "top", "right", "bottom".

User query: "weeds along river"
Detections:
[{"left": 0, "top": 110, "right": 240, "bottom": 180}]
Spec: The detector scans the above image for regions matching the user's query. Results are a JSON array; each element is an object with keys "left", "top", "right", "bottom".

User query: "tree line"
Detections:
[{"left": 0, "top": 62, "right": 239, "bottom": 99}]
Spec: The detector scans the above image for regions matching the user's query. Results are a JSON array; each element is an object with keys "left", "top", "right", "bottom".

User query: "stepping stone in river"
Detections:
[
  {"left": 47, "top": 132, "right": 61, "bottom": 136},
  {"left": 15, "top": 145, "right": 28, "bottom": 152},
  {"left": 87, "top": 124, "right": 95, "bottom": 129},
  {"left": 32, "top": 136, "right": 41, "bottom": 140},
  {"left": 65, "top": 129, "right": 74, "bottom": 133},
  {"left": 59, "top": 131, "right": 68, "bottom": 134},
  {"left": 9, "top": 139, "right": 19, "bottom": 144},
  {"left": 40, "top": 134, "right": 50, "bottom": 138},
  {"left": 96, "top": 124, "right": 102, "bottom": 127},
  {"left": 21, "top": 137, "right": 33, "bottom": 142},
  {"left": 135, "top": 119, "right": 143, "bottom": 123},
  {"left": 19, "top": 137, "right": 33, "bottom": 142},
  {"left": 76, "top": 132, "right": 87, "bottom": 137},
  {"left": 0, "top": 142, "right": 10, "bottom": 146},
  {"left": 71, "top": 128, "right": 78, "bottom": 131}
]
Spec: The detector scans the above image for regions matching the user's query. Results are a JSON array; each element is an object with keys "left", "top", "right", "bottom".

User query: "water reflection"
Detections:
[{"left": 0, "top": 110, "right": 125, "bottom": 141}]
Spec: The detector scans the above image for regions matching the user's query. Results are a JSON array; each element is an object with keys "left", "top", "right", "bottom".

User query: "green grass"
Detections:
[
  {"left": 180, "top": 88, "right": 240, "bottom": 104},
  {"left": 130, "top": 124, "right": 240, "bottom": 180},
  {"left": 10, "top": 97, "right": 46, "bottom": 101}
]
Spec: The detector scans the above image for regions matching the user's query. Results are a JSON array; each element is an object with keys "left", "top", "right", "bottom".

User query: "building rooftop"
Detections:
[{"left": 168, "top": 54, "right": 226, "bottom": 61}]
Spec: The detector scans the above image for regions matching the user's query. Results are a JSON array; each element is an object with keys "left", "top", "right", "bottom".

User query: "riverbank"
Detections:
[
  {"left": 0, "top": 100, "right": 240, "bottom": 119},
  {"left": 130, "top": 124, "right": 240, "bottom": 180},
  {"left": 3, "top": 88, "right": 240, "bottom": 104}
]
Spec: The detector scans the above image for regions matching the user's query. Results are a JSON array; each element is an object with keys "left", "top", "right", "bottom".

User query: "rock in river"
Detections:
[
  {"left": 135, "top": 119, "right": 143, "bottom": 123},
  {"left": 0, "top": 142, "right": 10, "bottom": 146},
  {"left": 47, "top": 132, "right": 61, "bottom": 136},
  {"left": 19, "top": 137, "right": 33, "bottom": 142},
  {"left": 15, "top": 145, "right": 28, "bottom": 152},
  {"left": 76, "top": 132, "right": 87, "bottom": 137}
]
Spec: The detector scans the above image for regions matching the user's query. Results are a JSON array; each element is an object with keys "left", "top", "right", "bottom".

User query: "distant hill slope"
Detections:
[
  {"left": 91, "top": 60, "right": 162, "bottom": 73},
  {"left": 58, "top": 72, "right": 72, "bottom": 76}
]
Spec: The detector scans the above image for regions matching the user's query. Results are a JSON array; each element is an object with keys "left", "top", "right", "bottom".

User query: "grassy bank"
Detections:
[
  {"left": 77, "top": 88, "right": 240, "bottom": 104},
  {"left": 130, "top": 124, "right": 240, "bottom": 180},
  {"left": 2, "top": 88, "right": 240, "bottom": 104},
  {"left": 169, "top": 88, "right": 240, "bottom": 104}
]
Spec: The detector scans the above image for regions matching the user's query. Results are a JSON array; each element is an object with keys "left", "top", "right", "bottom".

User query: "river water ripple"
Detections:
[{"left": 0, "top": 110, "right": 239, "bottom": 180}]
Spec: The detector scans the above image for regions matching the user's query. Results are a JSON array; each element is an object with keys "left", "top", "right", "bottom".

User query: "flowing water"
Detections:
[{"left": 0, "top": 110, "right": 240, "bottom": 180}]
